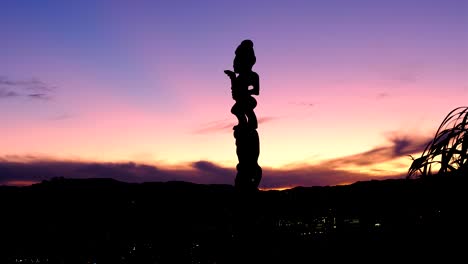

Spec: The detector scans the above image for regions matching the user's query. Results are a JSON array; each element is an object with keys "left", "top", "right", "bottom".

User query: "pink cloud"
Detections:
[{"left": 192, "top": 116, "right": 278, "bottom": 134}]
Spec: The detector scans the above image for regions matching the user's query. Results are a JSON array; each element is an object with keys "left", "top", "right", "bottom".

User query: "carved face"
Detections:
[
  {"left": 233, "top": 56, "right": 252, "bottom": 73},
  {"left": 233, "top": 56, "right": 241, "bottom": 73},
  {"left": 234, "top": 40, "right": 256, "bottom": 73}
]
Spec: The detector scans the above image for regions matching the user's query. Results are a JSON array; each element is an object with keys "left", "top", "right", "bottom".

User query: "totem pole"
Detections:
[{"left": 224, "top": 40, "right": 262, "bottom": 192}]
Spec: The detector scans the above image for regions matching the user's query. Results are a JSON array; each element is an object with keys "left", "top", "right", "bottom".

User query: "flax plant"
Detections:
[{"left": 408, "top": 106, "right": 468, "bottom": 178}]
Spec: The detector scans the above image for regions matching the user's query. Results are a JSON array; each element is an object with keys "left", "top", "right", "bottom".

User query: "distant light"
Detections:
[{"left": 375, "top": 223, "right": 381, "bottom": 227}]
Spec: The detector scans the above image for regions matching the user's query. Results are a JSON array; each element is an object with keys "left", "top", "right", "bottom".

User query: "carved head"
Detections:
[{"left": 233, "top": 39, "right": 256, "bottom": 73}]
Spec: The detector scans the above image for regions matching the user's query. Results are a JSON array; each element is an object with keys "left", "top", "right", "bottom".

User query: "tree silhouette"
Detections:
[{"left": 408, "top": 106, "right": 468, "bottom": 178}]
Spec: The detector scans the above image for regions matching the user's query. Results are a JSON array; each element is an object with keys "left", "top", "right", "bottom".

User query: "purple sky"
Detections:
[{"left": 1, "top": 0, "right": 467, "bottom": 188}]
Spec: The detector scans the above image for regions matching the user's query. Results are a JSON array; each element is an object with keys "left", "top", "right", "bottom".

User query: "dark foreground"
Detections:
[{"left": 1, "top": 175, "right": 466, "bottom": 263}]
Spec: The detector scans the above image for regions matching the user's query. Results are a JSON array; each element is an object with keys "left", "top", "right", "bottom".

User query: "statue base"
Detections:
[{"left": 233, "top": 125, "right": 262, "bottom": 192}]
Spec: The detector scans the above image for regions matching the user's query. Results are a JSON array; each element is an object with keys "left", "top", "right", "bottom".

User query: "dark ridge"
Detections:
[{"left": 1, "top": 175, "right": 466, "bottom": 263}]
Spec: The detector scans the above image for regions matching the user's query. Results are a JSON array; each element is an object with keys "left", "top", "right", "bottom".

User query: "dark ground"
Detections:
[{"left": 1, "top": 175, "right": 466, "bottom": 263}]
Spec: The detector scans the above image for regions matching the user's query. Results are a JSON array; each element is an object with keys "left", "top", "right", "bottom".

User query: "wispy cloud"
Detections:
[
  {"left": 0, "top": 76, "right": 55, "bottom": 90},
  {"left": 327, "top": 135, "right": 431, "bottom": 168},
  {"left": 193, "top": 116, "right": 278, "bottom": 134},
  {"left": 376, "top": 92, "right": 389, "bottom": 99},
  {"left": 27, "top": 93, "right": 51, "bottom": 100},
  {"left": 0, "top": 76, "right": 55, "bottom": 100},
  {"left": 289, "top": 101, "right": 315, "bottom": 107},
  {"left": 0, "top": 88, "right": 20, "bottom": 98}
]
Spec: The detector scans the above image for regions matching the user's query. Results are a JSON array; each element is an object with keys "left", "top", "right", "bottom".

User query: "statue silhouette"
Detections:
[
  {"left": 225, "top": 40, "right": 262, "bottom": 192},
  {"left": 224, "top": 39, "right": 259, "bottom": 130}
]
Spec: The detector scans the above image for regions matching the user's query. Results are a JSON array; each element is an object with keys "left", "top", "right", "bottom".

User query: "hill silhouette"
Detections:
[{"left": 1, "top": 175, "right": 466, "bottom": 263}]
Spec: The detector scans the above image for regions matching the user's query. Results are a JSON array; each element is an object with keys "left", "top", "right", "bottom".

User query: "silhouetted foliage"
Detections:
[{"left": 408, "top": 106, "right": 468, "bottom": 178}]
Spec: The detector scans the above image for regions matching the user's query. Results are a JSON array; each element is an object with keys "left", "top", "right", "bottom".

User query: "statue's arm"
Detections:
[{"left": 224, "top": 70, "right": 236, "bottom": 86}]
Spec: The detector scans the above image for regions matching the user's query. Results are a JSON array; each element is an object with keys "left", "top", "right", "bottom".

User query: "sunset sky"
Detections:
[{"left": 1, "top": 0, "right": 467, "bottom": 188}]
